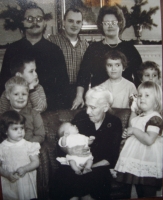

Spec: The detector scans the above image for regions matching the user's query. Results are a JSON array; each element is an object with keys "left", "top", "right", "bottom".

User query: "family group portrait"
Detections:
[{"left": 0, "top": 0, "right": 162, "bottom": 199}]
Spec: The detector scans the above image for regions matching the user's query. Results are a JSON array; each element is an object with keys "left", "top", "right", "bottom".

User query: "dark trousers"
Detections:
[
  {"left": 63, "top": 84, "right": 77, "bottom": 109},
  {"left": 135, "top": 184, "right": 157, "bottom": 198},
  {"left": 49, "top": 165, "right": 112, "bottom": 200}
]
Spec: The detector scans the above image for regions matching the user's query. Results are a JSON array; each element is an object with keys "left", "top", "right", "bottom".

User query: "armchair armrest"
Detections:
[
  {"left": 111, "top": 108, "right": 131, "bottom": 131},
  {"left": 37, "top": 112, "right": 61, "bottom": 199},
  {"left": 37, "top": 141, "right": 50, "bottom": 200}
]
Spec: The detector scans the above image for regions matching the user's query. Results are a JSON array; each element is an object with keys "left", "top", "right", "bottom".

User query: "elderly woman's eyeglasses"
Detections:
[
  {"left": 102, "top": 21, "right": 118, "bottom": 26},
  {"left": 24, "top": 16, "right": 44, "bottom": 23}
]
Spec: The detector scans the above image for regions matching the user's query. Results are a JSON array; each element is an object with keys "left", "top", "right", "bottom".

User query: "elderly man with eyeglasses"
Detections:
[{"left": 0, "top": 3, "right": 69, "bottom": 111}]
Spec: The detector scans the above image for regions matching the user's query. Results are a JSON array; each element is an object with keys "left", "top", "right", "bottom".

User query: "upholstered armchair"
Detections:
[{"left": 37, "top": 108, "right": 131, "bottom": 200}]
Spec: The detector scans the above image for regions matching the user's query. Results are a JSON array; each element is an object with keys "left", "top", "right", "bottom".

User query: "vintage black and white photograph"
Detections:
[{"left": 0, "top": 0, "right": 162, "bottom": 199}]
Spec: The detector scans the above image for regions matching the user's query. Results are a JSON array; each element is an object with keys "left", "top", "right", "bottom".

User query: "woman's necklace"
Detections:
[{"left": 104, "top": 38, "right": 120, "bottom": 48}]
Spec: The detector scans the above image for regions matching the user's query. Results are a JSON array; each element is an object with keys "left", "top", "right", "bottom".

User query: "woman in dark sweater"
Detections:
[
  {"left": 50, "top": 85, "right": 122, "bottom": 200},
  {"left": 72, "top": 5, "right": 142, "bottom": 110}
]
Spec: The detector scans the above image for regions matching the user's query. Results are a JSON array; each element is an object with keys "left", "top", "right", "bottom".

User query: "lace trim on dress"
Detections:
[{"left": 116, "top": 157, "right": 162, "bottom": 178}]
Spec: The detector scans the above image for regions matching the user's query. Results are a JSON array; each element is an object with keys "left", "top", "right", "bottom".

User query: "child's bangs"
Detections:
[
  {"left": 12, "top": 114, "right": 25, "bottom": 125},
  {"left": 4, "top": 111, "right": 26, "bottom": 127},
  {"left": 138, "top": 81, "right": 162, "bottom": 113}
]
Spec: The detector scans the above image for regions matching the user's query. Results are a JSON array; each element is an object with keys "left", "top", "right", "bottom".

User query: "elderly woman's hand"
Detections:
[
  {"left": 71, "top": 96, "right": 84, "bottom": 110},
  {"left": 110, "top": 169, "right": 117, "bottom": 178},
  {"left": 88, "top": 136, "right": 95, "bottom": 145},
  {"left": 92, "top": 160, "right": 109, "bottom": 168}
]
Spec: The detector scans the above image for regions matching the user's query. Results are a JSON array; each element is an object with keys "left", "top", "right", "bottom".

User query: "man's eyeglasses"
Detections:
[
  {"left": 24, "top": 16, "right": 44, "bottom": 23},
  {"left": 102, "top": 21, "right": 118, "bottom": 26}
]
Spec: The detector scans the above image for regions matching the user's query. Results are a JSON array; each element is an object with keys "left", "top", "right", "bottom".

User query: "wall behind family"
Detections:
[
  {"left": 0, "top": 0, "right": 162, "bottom": 45},
  {"left": 121, "top": 0, "right": 162, "bottom": 41}
]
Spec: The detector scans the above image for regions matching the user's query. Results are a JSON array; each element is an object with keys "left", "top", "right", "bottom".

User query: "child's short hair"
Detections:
[
  {"left": 58, "top": 122, "right": 71, "bottom": 138},
  {"left": 0, "top": 110, "right": 25, "bottom": 142},
  {"left": 138, "top": 81, "right": 162, "bottom": 113},
  {"left": 5, "top": 76, "right": 29, "bottom": 95},
  {"left": 137, "top": 61, "right": 161, "bottom": 81},
  {"left": 10, "top": 52, "right": 35, "bottom": 76},
  {"left": 104, "top": 50, "right": 128, "bottom": 70}
]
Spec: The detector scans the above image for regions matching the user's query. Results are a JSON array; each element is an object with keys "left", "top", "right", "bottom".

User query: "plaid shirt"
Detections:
[{"left": 49, "top": 32, "right": 89, "bottom": 84}]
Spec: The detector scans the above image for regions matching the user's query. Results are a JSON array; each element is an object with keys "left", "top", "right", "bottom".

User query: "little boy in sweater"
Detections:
[{"left": 0, "top": 53, "right": 47, "bottom": 114}]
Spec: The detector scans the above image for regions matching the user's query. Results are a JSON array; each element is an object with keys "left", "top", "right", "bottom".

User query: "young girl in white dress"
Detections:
[
  {"left": 115, "top": 81, "right": 162, "bottom": 198},
  {"left": 0, "top": 110, "right": 40, "bottom": 200}
]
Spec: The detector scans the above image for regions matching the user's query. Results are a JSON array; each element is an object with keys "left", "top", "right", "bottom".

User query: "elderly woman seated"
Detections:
[{"left": 49, "top": 85, "right": 122, "bottom": 200}]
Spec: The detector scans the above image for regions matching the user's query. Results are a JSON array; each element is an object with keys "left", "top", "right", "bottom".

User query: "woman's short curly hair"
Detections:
[{"left": 97, "top": 5, "right": 125, "bottom": 35}]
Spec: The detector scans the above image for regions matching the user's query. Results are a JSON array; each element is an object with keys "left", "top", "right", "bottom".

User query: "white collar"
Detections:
[{"left": 2, "top": 138, "right": 25, "bottom": 147}]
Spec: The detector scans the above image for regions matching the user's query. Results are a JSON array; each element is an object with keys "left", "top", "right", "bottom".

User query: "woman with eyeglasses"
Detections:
[{"left": 72, "top": 5, "right": 142, "bottom": 110}]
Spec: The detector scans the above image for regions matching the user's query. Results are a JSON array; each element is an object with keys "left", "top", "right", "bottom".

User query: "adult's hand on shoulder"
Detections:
[{"left": 71, "top": 96, "right": 84, "bottom": 110}]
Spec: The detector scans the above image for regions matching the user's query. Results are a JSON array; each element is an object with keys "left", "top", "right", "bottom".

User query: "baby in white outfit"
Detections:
[{"left": 57, "top": 122, "right": 95, "bottom": 175}]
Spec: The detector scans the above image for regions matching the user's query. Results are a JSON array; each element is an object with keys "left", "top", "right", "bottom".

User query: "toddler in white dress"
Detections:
[
  {"left": 115, "top": 81, "right": 162, "bottom": 198},
  {"left": 0, "top": 110, "right": 40, "bottom": 200}
]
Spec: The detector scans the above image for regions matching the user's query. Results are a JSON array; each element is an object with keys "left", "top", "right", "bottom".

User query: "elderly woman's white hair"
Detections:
[{"left": 85, "top": 84, "right": 113, "bottom": 109}]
